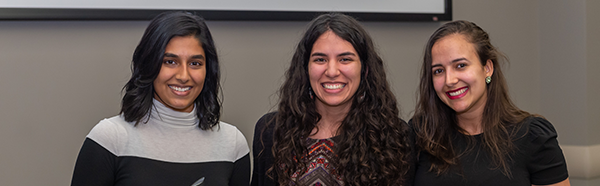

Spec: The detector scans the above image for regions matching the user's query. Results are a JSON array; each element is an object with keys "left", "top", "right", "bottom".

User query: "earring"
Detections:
[
  {"left": 308, "top": 87, "right": 314, "bottom": 99},
  {"left": 485, "top": 76, "right": 491, "bottom": 84},
  {"left": 359, "top": 91, "right": 366, "bottom": 101}
]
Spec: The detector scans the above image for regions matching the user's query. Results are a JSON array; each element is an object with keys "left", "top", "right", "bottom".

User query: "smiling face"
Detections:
[
  {"left": 431, "top": 34, "right": 493, "bottom": 116},
  {"left": 153, "top": 35, "right": 206, "bottom": 113},
  {"left": 308, "top": 30, "right": 362, "bottom": 110}
]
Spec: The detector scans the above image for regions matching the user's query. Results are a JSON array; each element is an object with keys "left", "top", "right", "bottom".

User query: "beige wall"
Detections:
[
  {"left": 0, "top": 0, "right": 597, "bottom": 185},
  {"left": 586, "top": 0, "right": 600, "bottom": 146},
  {"left": 539, "top": 0, "right": 588, "bottom": 145},
  {"left": 0, "top": 21, "right": 142, "bottom": 184}
]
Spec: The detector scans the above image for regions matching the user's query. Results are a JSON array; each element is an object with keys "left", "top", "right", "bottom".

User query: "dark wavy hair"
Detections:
[
  {"left": 267, "top": 13, "right": 411, "bottom": 185},
  {"left": 120, "top": 11, "right": 221, "bottom": 130},
  {"left": 412, "top": 20, "right": 531, "bottom": 176}
]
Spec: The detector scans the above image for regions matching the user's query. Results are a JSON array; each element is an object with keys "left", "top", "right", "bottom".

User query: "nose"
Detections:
[
  {"left": 325, "top": 60, "right": 340, "bottom": 78},
  {"left": 175, "top": 64, "right": 190, "bottom": 83},
  {"left": 445, "top": 69, "right": 458, "bottom": 86}
]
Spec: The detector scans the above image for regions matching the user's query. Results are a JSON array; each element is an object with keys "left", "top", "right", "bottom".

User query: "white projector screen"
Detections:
[{"left": 0, "top": 0, "right": 452, "bottom": 21}]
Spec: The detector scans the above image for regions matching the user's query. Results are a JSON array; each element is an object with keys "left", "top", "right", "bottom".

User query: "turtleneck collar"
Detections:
[{"left": 149, "top": 99, "right": 199, "bottom": 127}]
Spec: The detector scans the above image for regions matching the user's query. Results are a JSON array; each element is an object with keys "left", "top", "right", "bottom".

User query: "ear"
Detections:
[{"left": 484, "top": 59, "right": 494, "bottom": 77}]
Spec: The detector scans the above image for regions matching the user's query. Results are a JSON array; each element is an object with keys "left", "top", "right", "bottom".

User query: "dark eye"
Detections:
[
  {"left": 164, "top": 60, "right": 176, "bottom": 65},
  {"left": 457, "top": 63, "right": 466, "bottom": 68},
  {"left": 433, "top": 69, "right": 443, "bottom": 75},
  {"left": 313, "top": 58, "right": 326, "bottom": 63},
  {"left": 340, "top": 58, "right": 353, "bottom": 62},
  {"left": 190, "top": 61, "right": 203, "bottom": 66}
]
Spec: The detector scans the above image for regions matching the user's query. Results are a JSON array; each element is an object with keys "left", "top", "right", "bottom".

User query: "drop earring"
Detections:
[
  {"left": 485, "top": 76, "right": 491, "bottom": 84},
  {"left": 359, "top": 91, "right": 366, "bottom": 101},
  {"left": 308, "top": 87, "right": 314, "bottom": 99}
]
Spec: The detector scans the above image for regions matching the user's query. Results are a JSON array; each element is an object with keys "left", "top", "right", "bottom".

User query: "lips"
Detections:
[
  {"left": 322, "top": 83, "right": 345, "bottom": 89},
  {"left": 169, "top": 85, "right": 191, "bottom": 92},
  {"left": 320, "top": 83, "right": 346, "bottom": 94},
  {"left": 446, "top": 87, "right": 468, "bottom": 99}
]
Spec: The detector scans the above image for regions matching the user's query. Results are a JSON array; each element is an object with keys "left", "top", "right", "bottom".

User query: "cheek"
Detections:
[
  {"left": 467, "top": 70, "right": 485, "bottom": 85},
  {"left": 340, "top": 64, "right": 362, "bottom": 82},
  {"left": 348, "top": 67, "right": 362, "bottom": 80},
  {"left": 191, "top": 70, "right": 207, "bottom": 85},
  {"left": 154, "top": 68, "right": 171, "bottom": 84},
  {"left": 432, "top": 76, "right": 444, "bottom": 93},
  {"left": 307, "top": 65, "right": 322, "bottom": 83}
]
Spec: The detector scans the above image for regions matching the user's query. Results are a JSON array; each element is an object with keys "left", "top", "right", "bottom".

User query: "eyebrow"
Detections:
[
  {"left": 310, "top": 52, "right": 357, "bottom": 57},
  {"left": 164, "top": 53, "right": 178, "bottom": 58},
  {"left": 451, "top": 57, "right": 468, "bottom": 63},
  {"left": 338, "top": 52, "right": 357, "bottom": 57},
  {"left": 431, "top": 57, "right": 467, "bottom": 68},
  {"left": 190, "top": 55, "right": 205, "bottom": 60},
  {"left": 164, "top": 53, "right": 205, "bottom": 60}
]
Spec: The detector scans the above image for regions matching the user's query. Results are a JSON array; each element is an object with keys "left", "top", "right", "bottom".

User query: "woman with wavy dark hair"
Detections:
[
  {"left": 411, "top": 20, "right": 569, "bottom": 186},
  {"left": 71, "top": 11, "right": 250, "bottom": 186},
  {"left": 251, "top": 13, "right": 413, "bottom": 186}
]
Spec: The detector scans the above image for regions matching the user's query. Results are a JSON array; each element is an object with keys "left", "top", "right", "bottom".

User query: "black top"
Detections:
[
  {"left": 251, "top": 112, "right": 416, "bottom": 186},
  {"left": 412, "top": 117, "right": 569, "bottom": 186},
  {"left": 251, "top": 112, "right": 278, "bottom": 186}
]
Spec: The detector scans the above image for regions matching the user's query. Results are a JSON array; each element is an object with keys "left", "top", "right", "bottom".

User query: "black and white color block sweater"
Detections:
[{"left": 71, "top": 99, "right": 250, "bottom": 186}]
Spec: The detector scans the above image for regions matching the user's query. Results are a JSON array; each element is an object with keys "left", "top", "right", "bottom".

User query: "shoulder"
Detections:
[
  {"left": 255, "top": 112, "right": 277, "bottom": 130},
  {"left": 404, "top": 117, "right": 415, "bottom": 134},
  {"left": 519, "top": 116, "right": 558, "bottom": 141},
  {"left": 399, "top": 117, "right": 408, "bottom": 126},
  {"left": 252, "top": 112, "right": 277, "bottom": 154},
  {"left": 86, "top": 115, "right": 131, "bottom": 155},
  {"left": 217, "top": 121, "right": 250, "bottom": 161},
  {"left": 216, "top": 121, "right": 248, "bottom": 146},
  {"left": 518, "top": 117, "right": 569, "bottom": 184},
  {"left": 87, "top": 115, "right": 130, "bottom": 141},
  {"left": 217, "top": 121, "right": 244, "bottom": 135},
  {"left": 254, "top": 112, "right": 277, "bottom": 139},
  {"left": 398, "top": 117, "right": 413, "bottom": 138},
  {"left": 407, "top": 118, "right": 420, "bottom": 135},
  {"left": 527, "top": 116, "right": 557, "bottom": 135},
  {"left": 513, "top": 116, "right": 562, "bottom": 153},
  {"left": 407, "top": 117, "right": 420, "bottom": 129}
]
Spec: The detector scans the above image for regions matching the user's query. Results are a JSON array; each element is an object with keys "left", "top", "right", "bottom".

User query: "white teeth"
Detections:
[
  {"left": 169, "top": 86, "right": 191, "bottom": 92},
  {"left": 323, "top": 84, "right": 345, "bottom": 89},
  {"left": 449, "top": 88, "right": 467, "bottom": 96}
]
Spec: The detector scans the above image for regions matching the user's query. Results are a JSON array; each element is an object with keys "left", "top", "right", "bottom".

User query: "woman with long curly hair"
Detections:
[
  {"left": 251, "top": 13, "right": 413, "bottom": 186},
  {"left": 411, "top": 20, "right": 569, "bottom": 185},
  {"left": 71, "top": 12, "right": 250, "bottom": 186}
]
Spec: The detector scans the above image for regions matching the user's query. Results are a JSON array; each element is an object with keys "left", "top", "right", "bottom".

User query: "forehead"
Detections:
[
  {"left": 164, "top": 36, "right": 204, "bottom": 53},
  {"left": 311, "top": 31, "right": 356, "bottom": 52},
  {"left": 431, "top": 34, "right": 478, "bottom": 63}
]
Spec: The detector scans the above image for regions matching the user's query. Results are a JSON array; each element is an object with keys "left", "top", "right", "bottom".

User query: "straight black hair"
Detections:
[{"left": 120, "top": 11, "right": 221, "bottom": 130}]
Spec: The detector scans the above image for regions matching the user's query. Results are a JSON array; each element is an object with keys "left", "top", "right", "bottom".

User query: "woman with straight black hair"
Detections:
[
  {"left": 411, "top": 20, "right": 569, "bottom": 186},
  {"left": 71, "top": 11, "right": 250, "bottom": 186},
  {"left": 252, "top": 13, "right": 413, "bottom": 186}
]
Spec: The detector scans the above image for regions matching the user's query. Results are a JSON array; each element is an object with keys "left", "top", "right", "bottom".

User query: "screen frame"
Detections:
[{"left": 0, "top": 0, "right": 451, "bottom": 21}]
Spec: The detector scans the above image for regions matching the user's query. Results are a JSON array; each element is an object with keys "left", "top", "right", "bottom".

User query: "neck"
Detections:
[
  {"left": 456, "top": 103, "right": 486, "bottom": 135},
  {"left": 457, "top": 112, "right": 483, "bottom": 135},
  {"left": 456, "top": 91, "right": 488, "bottom": 135},
  {"left": 311, "top": 101, "right": 351, "bottom": 139}
]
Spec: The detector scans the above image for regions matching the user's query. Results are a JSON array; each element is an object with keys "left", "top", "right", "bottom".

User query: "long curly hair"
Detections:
[
  {"left": 267, "top": 13, "right": 411, "bottom": 185},
  {"left": 412, "top": 20, "right": 531, "bottom": 176},
  {"left": 120, "top": 11, "right": 221, "bottom": 130}
]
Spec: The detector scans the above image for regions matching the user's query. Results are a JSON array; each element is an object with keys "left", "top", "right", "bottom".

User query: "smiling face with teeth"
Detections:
[
  {"left": 308, "top": 30, "right": 362, "bottom": 110},
  {"left": 153, "top": 35, "right": 206, "bottom": 113},
  {"left": 431, "top": 34, "right": 493, "bottom": 116}
]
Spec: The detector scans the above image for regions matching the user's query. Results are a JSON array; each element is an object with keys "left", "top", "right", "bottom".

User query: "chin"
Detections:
[{"left": 449, "top": 105, "right": 468, "bottom": 113}]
